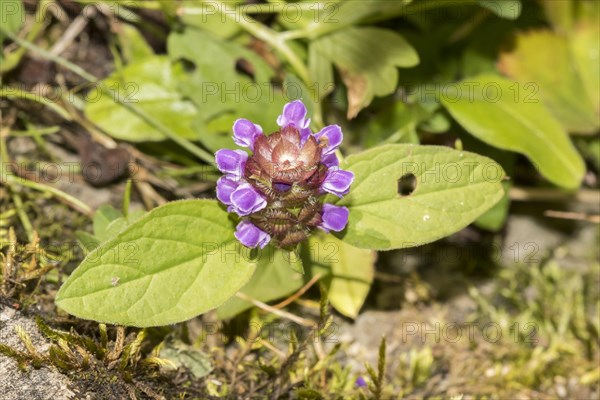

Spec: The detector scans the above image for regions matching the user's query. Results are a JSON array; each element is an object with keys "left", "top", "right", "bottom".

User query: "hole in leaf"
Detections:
[
  {"left": 235, "top": 58, "right": 255, "bottom": 80},
  {"left": 177, "top": 58, "right": 196, "bottom": 73},
  {"left": 398, "top": 173, "right": 417, "bottom": 196}
]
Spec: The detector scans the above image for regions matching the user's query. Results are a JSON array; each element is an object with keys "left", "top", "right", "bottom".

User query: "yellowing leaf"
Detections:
[
  {"left": 308, "top": 235, "right": 375, "bottom": 319},
  {"left": 441, "top": 75, "right": 585, "bottom": 189},
  {"left": 498, "top": 30, "right": 599, "bottom": 133}
]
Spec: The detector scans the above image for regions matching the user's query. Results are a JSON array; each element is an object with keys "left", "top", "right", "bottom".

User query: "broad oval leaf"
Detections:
[
  {"left": 56, "top": 200, "right": 256, "bottom": 327},
  {"left": 441, "top": 75, "right": 586, "bottom": 189},
  {"left": 334, "top": 144, "right": 505, "bottom": 250}
]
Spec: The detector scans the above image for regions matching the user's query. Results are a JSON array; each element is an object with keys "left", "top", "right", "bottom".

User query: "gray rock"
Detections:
[{"left": 0, "top": 305, "right": 76, "bottom": 400}]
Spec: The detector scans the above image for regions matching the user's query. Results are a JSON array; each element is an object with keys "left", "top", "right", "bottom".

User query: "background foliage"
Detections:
[{"left": 1, "top": 0, "right": 598, "bottom": 398}]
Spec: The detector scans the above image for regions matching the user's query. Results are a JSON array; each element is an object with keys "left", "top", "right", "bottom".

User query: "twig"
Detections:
[
  {"left": 235, "top": 292, "right": 317, "bottom": 328},
  {"left": 544, "top": 210, "right": 600, "bottom": 224},
  {"left": 1, "top": 123, "right": 35, "bottom": 242},
  {"left": 510, "top": 187, "right": 600, "bottom": 204},
  {"left": 260, "top": 340, "right": 286, "bottom": 359},
  {"left": 2, "top": 174, "right": 93, "bottom": 217},
  {"left": 49, "top": 11, "right": 92, "bottom": 56},
  {"left": 273, "top": 273, "right": 323, "bottom": 309}
]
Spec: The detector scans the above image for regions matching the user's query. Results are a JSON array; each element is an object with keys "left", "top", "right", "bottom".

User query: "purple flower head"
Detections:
[
  {"left": 235, "top": 220, "right": 271, "bottom": 249},
  {"left": 318, "top": 204, "right": 350, "bottom": 233},
  {"left": 215, "top": 149, "right": 247, "bottom": 177},
  {"left": 215, "top": 100, "right": 353, "bottom": 249},
  {"left": 233, "top": 118, "right": 263, "bottom": 150}
]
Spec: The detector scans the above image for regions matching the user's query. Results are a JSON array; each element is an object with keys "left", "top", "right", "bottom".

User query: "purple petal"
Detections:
[
  {"left": 276, "top": 100, "right": 310, "bottom": 129},
  {"left": 319, "top": 204, "right": 349, "bottom": 233},
  {"left": 215, "top": 149, "right": 248, "bottom": 177},
  {"left": 321, "top": 152, "right": 339, "bottom": 168},
  {"left": 216, "top": 176, "right": 240, "bottom": 205},
  {"left": 235, "top": 220, "right": 271, "bottom": 249},
  {"left": 321, "top": 169, "right": 354, "bottom": 198},
  {"left": 299, "top": 127, "right": 312, "bottom": 145},
  {"left": 315, "top": 125, "right": 343, "bottom": 155},
  {"left": 355, "top": 376, "right": 367, "bottom": 388},
  {"left": 230, "top": 183, "right": 267, "bottom": 216},
  {"left": 233, "top": 118, "right": 263, "bottom": 150}
]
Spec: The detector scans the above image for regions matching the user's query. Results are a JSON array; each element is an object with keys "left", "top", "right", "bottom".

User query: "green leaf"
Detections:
[
  {"left": 538, "top": 0, "right": 575, "bottom": 31},
  {"left": 158, "top": 338, "right": 213, "bottom": 378},
  {"left": 75, "top": 231, "right": 100, "bottom": 252},
  {"left": 308, "top": 42, "right": 334, "bottom": 101},
  {"left": 217, "top": 247, "right": 304, "bottom": 319},
  {"left": 0, "top": 0, "right": 24, "bottom": 40},
  {"left": 291, "top": 0, "right": 415, "bottom": 38},
  {"left": 85, "top": 56, "right": 198, "bottom": 142},
  {"left": 334, "top": 144, "right": 505, "bottom": 250},
  {"left": 93, "top": 205, "right": 123, "bottom": 239},
  {"left": 354, "top": 101, "right": 424, "bottom": 147},
  {"left": 56, "top": 200, "right": 256, "bottom": 327},
  {"left": 461, "top": 135, "right": 515, "bottom": 232},
  {"left": 306, "top": 235, "right": 375, "bottom": 319},
  {"left": 167, "top": 29, "right": 286, "bottom": 151},
  {"left": 179, "top": 1, "right": 241, "bottom": 38},
  {"left": 498, "top": 30, "right": 599, "bottom": 134},
  {"left": 91, "top": 206, "right": 147, "bottom": 244},
  {"left": 440, "top": 75, "right": 586, "bottom": 189},
  {"left": 479, "top": 0, "right": 521, "bottom": 20},
  {"left": 168, "top": 29, "right": 275, "bottom": 118},
  {"left": 474, "top": 180, "right": 511, "bottom": 231},
  {"left": 117, "top": 23, "right": 155, "bottom": 63},
  {"left": 312, "top": 27, "right": 419, "bottom": 118},
  {"left": 571, "top": 16, "right": 600, "bottom": 119}
]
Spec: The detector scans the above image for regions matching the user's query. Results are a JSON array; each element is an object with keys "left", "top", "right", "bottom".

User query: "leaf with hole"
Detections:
[
  {"left": 56, "top": 200, "right": 256, "bottom": 327},
  {"left": 167, "top": 29, "right": 289, "bottom": 151},
  {"left": 333, "top": 144, "right": 506, "bottom": 250}
]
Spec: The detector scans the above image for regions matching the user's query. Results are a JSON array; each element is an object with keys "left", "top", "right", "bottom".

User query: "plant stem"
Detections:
[
  {"left": 3, "top": 174, "right": 93, "bottom": 216},
  {"left": 0, "top": 88, "right": 72, "bottom": 120}
]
